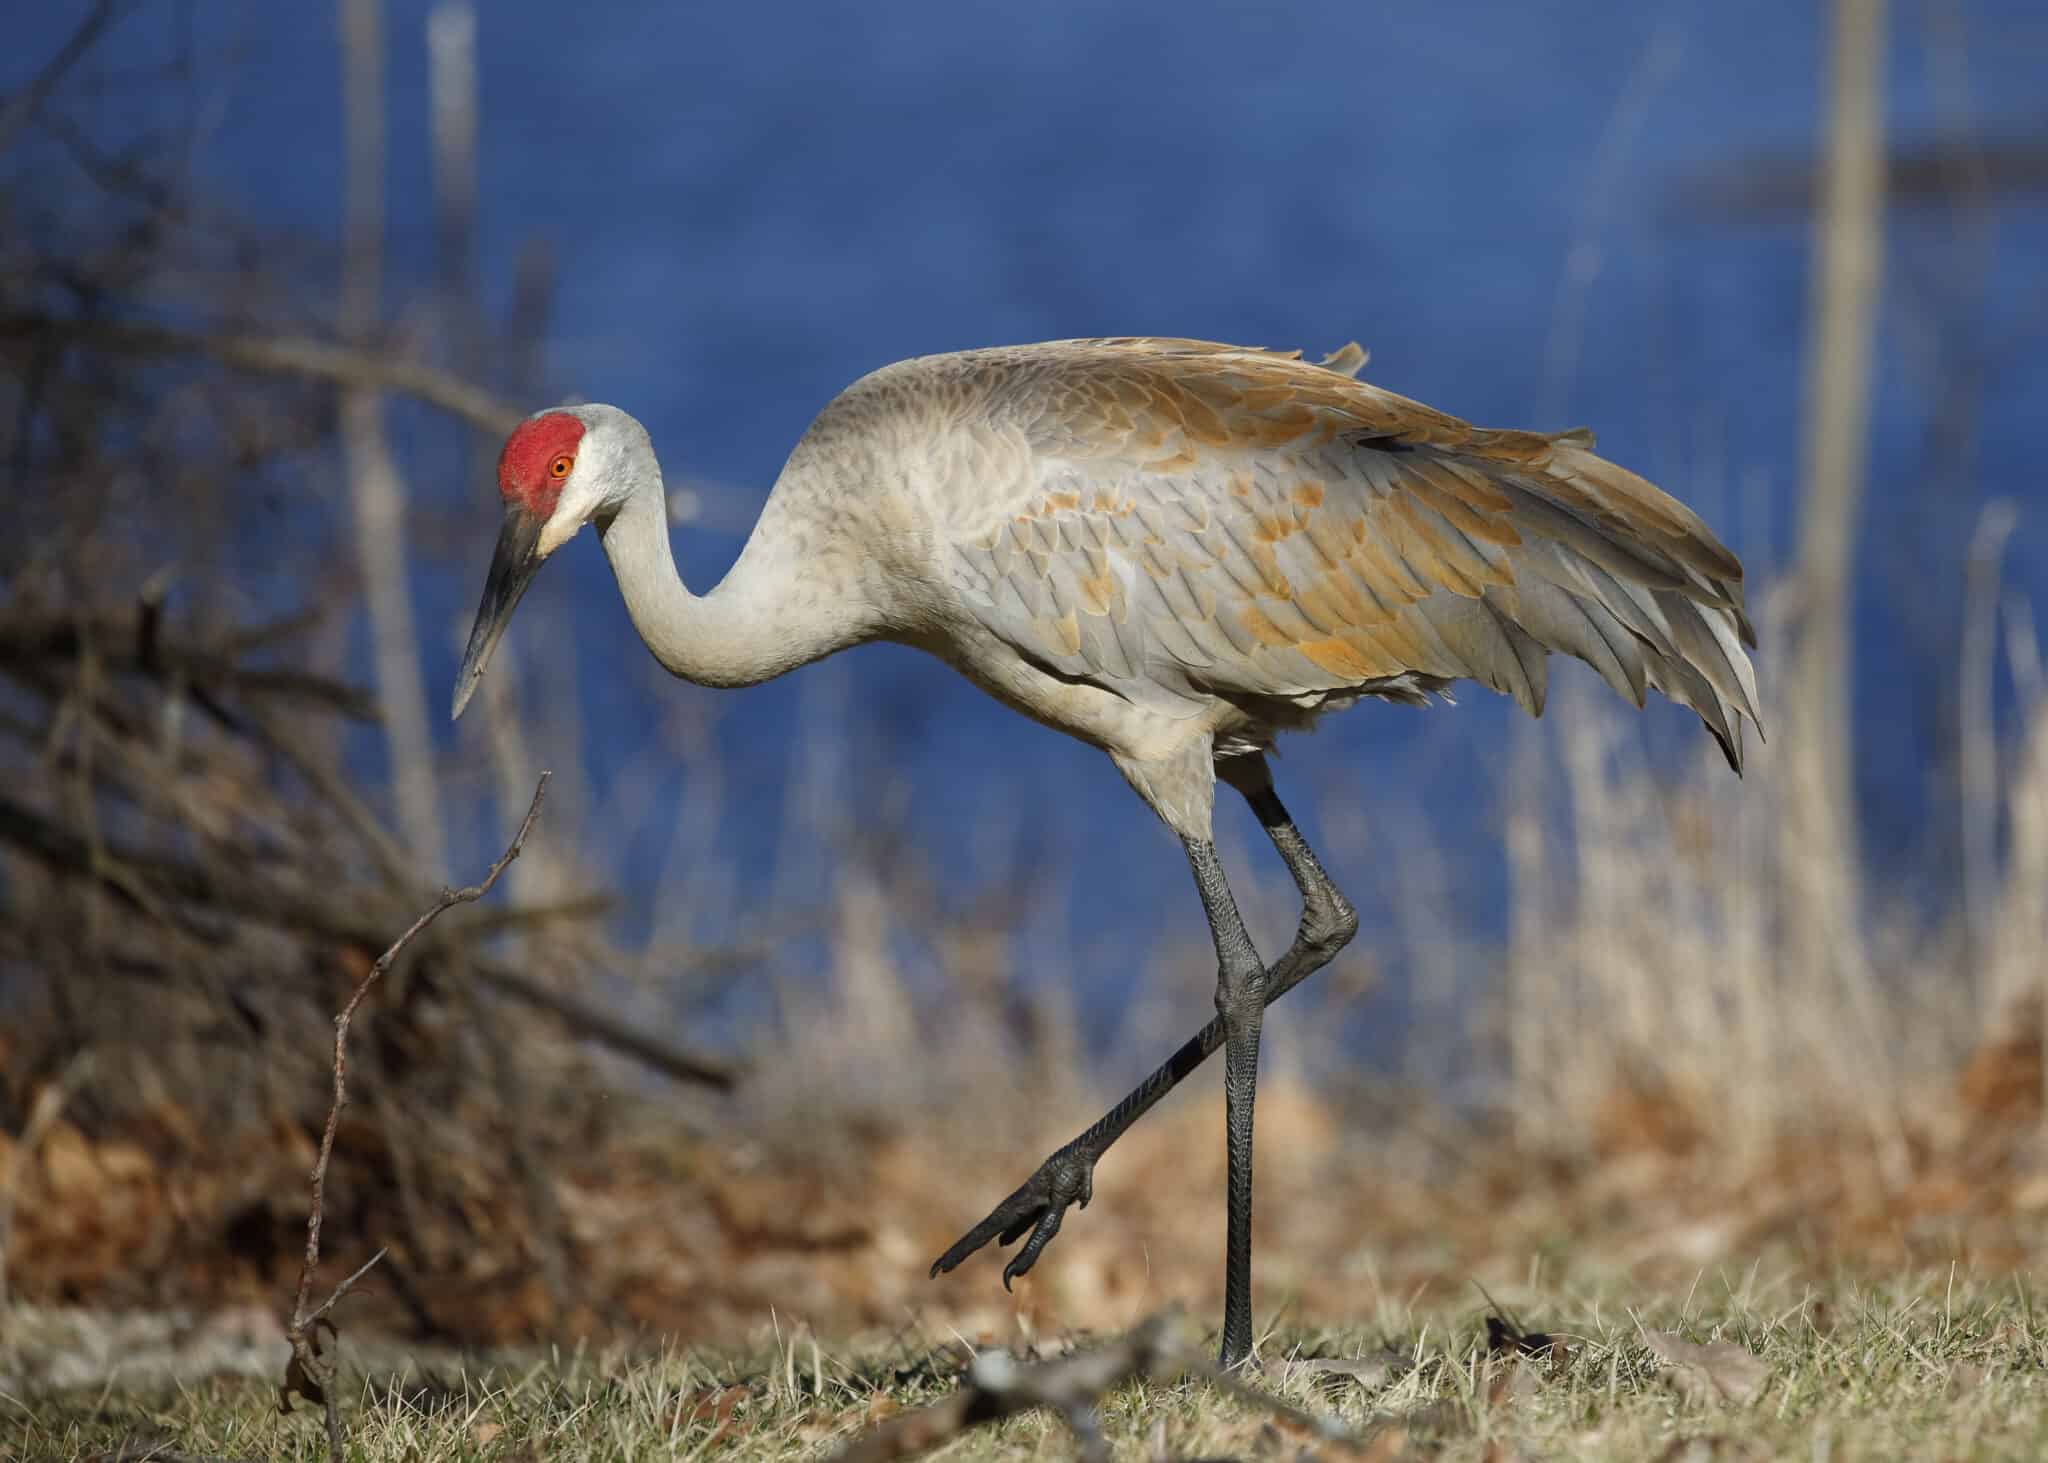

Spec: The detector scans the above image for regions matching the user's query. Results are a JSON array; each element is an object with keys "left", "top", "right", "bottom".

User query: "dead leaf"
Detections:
[
  {"left": 674, "top": 1383, "right": 749, "bottom": 1432},
  {"left": 1487, "top": 1356, "right": 1546, "bottom": 1409},
  {"left": 1295, "top": 1354, "right": 1396, "bottom": 1393},
  {"left": 472, "top": 1421, "right": 504, "bottom": 1446},
  {"left": 1645, "top": 1331, "right": 1769, "bottom": 1406}
]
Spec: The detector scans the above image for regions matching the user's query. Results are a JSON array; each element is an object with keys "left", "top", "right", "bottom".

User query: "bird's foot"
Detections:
[{"left": 929, "top": 1141, "right": 1099, "bottom": 1289}]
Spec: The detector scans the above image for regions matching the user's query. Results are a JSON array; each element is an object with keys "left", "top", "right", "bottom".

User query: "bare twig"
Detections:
[
  {"left": 1668, "top": 135, "right": 2048, "bottom": 218},
  {"left": 0, "top": 611, "right": 379, "bottom": 720},
  {"left": 280, "top": 773, "right": 551, "bottom": 1459},
  {"left": 302, "top": 1245, "right": 390, "bottom": 1330},
  {"left": 829, "top": 1316, "right": 1176, "bottom": 1463},
  {"left": 477, "top": 959, "right": 739, "bottom": 1090},
  {"left": 0, "top": 789, "right": 741, "bottom": 1090},
  {"left": 0, "top": 0, "right": 123, "bottom": 155},
  {"left": 0, "top": 314, "right": 527, "bottom": 437}
]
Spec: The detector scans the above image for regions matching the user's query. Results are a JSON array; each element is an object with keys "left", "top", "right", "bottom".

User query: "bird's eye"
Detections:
[{"left": 549, "top": 454, "right": 573, "bottom": 479}]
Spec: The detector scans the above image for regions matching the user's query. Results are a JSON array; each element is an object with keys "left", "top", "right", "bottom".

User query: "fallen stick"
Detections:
[{"left": 829, "top": 1312, "right": 1362, "bottom": 1463}]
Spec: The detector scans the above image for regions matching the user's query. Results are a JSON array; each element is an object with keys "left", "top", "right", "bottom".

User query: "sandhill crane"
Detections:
[{"left": 453, "top": 336, "right": 1760, "bottom": 1367}]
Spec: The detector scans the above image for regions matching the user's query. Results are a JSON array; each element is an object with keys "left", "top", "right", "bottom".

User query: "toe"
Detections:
[
  {"left": 933, "top": 1182, "right": 1045, "bottom": 1276},
  {"left": 1000, "top": 1207, "right": 1065, "bottom": 1287}
]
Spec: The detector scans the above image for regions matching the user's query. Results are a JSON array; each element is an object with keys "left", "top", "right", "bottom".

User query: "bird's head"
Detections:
[{"left": 452, "top": 405, "right": 646, "bottom": 719}]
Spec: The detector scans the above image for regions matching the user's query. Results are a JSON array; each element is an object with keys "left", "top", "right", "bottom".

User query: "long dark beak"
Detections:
[{"left": 452, "top": 504, "right": 545, "bottom": 719}]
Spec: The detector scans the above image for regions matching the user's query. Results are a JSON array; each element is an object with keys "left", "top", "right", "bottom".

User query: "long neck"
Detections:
[{"left": 597, "top": 472, "right": 867, "bottom": 690}]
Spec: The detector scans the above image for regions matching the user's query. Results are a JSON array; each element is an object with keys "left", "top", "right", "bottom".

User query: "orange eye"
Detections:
[{"left": 548, "top": 454, "right": 573, "bottom": 479}]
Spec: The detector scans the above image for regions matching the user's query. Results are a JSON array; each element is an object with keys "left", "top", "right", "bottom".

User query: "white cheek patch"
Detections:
[{"left": 538, "top": 511, "right": 583, "bottom": 559}]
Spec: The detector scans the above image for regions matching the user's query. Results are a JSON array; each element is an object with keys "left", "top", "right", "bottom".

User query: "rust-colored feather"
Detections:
[{"left": 920, "top": 337, "right": 1759, "bottom": 768}]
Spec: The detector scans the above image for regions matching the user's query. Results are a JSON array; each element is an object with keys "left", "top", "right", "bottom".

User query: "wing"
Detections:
[{"left": 939, "top": 338, "right": 1762, "bottom": 768}]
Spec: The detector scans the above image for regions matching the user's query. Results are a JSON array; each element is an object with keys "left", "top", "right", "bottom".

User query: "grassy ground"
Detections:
[{"left": 15, "top": 1263, "right": 2048, "bottom": 1461}]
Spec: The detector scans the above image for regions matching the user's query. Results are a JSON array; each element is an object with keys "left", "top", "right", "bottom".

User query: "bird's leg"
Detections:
[
  {"left": 930, "top": 761, "right": 1358, "bottom": 1363},
  {"left": 1218, "top": 756, "right": 1360, "bottom": 1012},
  {"left": 1189, "top": 833, "right": 1267, "bottom": 1367}
]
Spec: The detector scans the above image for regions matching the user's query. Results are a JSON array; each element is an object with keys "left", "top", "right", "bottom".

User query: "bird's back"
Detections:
[{"left": 791, "top": 337, "right": 1761, "bottom": 768}]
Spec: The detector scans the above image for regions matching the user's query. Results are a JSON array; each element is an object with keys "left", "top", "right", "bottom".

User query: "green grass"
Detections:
[{"left": 13, "top": 1265, "right": 2048, "bottom": 1461}]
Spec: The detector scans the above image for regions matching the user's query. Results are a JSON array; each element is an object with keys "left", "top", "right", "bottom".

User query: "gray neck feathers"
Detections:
[{"left": 596, "top": 457, "right": 872, "bottom": 690}]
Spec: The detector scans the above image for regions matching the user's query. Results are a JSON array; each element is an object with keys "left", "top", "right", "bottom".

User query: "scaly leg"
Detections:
[
  {"left": 1189, "top": 831, "right": 1267, "bottom": 1365},
  {"left": 931, "top": 762, "right": 1357, "bottom": 1364}
]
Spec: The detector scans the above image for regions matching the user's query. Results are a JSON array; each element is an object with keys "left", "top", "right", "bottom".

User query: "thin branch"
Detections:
[
  {"left": 1667, "top": 134, "right": 2048, "bottom": 218},
  {"left": 302, "top": 1245, "right": 388, "bottom": 1328},
  {"left": 291, "top": 772, "right": 548, "bottom": 1332},
  {"left": 241, "top": 703, "right": 416, "bottom": 886},
  {"left": 0, "top": 0, "right": 124, "bottom": 156},
  {"left": 0, "top": 791, "right": 741, "bottom": 1090},
  {"left": 0, "top": 611, "right": 379, "bottom": 721},
  {"left": 478, "top": 958, "right": 739, "bottom": 1090},
  {"left": 0, "top": 313, "right": 528, "bottom": 436},
  {"left": 280, "top": 773, "right": 551, "bottom": 1459}
]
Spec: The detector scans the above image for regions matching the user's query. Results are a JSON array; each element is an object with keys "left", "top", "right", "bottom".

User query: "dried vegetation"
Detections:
[{"left": 20, "top": 1267, "right": 2048, "bottom": 1460}]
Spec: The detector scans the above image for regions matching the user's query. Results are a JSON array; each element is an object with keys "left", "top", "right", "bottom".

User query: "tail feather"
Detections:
[
  {"left": 1647, "top": 648, "right": 1746, "bottom": 772},
  {"left": 1456, "top": 447, "right": 1762, "bottom": 771}
]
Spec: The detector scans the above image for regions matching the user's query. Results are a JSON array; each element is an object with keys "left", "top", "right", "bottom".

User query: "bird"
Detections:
[{"left": 452, "top": 335, "right": 1761, "bottom": 1368}]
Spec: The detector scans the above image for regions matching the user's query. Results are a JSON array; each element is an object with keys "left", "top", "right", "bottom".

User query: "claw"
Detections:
[{"left": 930, "top": 1145, "right": 1099, "bottom": 1285}]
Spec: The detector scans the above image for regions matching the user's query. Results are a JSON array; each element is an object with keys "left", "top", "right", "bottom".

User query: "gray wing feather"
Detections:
[{"left": 925, "top": 340, "right": 1758, "bottom": 765}]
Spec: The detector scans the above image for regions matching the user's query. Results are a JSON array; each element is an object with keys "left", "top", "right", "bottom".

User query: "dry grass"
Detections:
[
  {"left": 1499, "top": 599, "right": 2047, "bottom": 1157},
  {"left": 14, "top": 1263, "right": 2048, "bottom": 1461}
]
